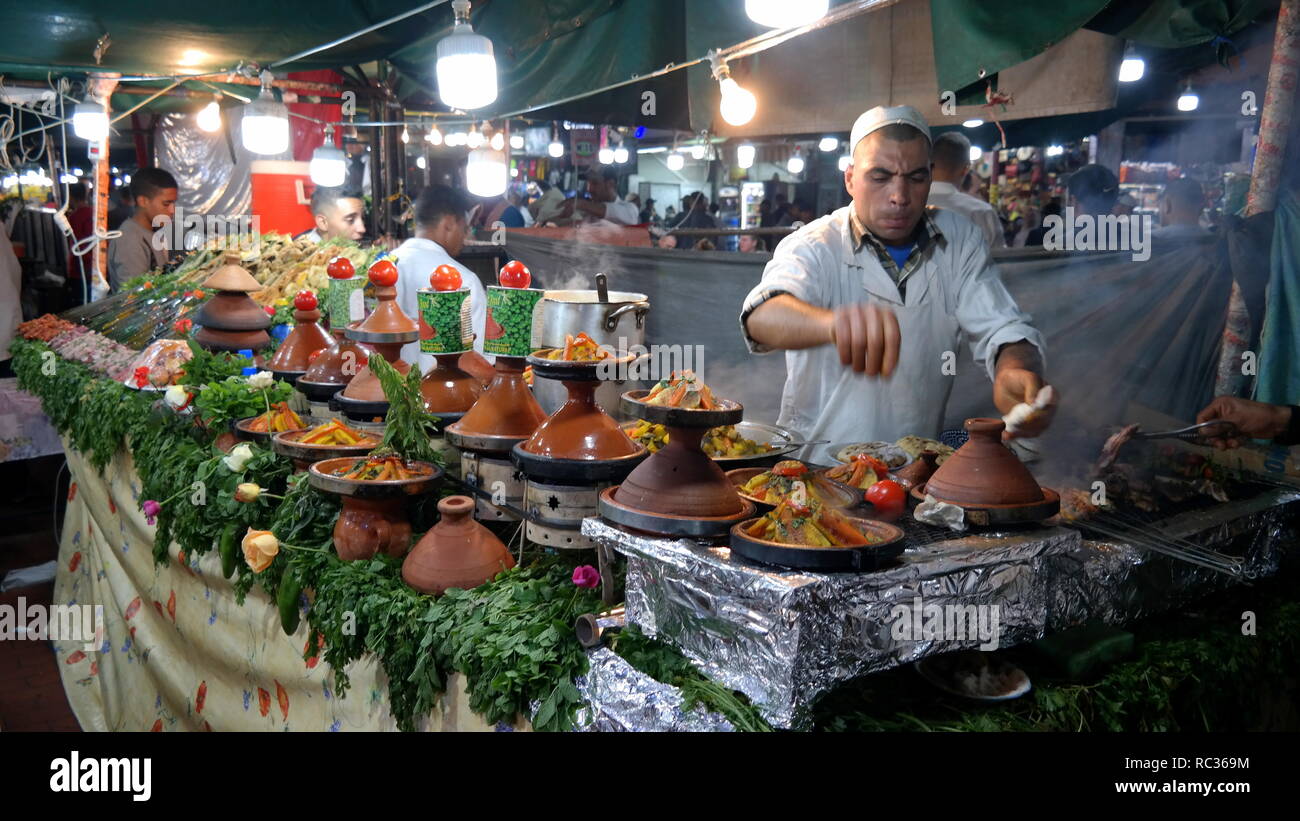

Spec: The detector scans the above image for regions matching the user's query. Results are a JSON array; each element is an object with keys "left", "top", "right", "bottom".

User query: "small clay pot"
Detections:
[
  {"left": 451, "top": 358, "right": 547, "bottom": 439},
  {"left": 923, "top": 419, "right": 1045, "bottom": 507},
  {"left": 334, "top": 497, "right": 411, "bottom": 560},
  {"left": 402, "top": 496, "right": 515, "bottom": 595},
  {"left": 420, "top": 353, "right": 483, "bottom": 413},
  {"left": 894, "top": 450, "right": 940, "bottom": 487},
  {"left": 267, "top": 309, "right": 333, "bottom": 372}
]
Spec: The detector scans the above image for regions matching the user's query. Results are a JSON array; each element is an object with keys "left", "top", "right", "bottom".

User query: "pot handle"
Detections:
[{"left": 604, "top": 302, "right": 649, "bottom": 332}]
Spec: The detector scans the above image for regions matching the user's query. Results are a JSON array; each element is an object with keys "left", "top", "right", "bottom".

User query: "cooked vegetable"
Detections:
[
  {"left": 626, "top": 420, "right": 776, "bottom": 457},
  {"left": 246, "top": 402, "right": 306, "bottom": 433},
  {"left": 825, "top": 453, "right": 891, "bottom": 489},
  {"left": 542, "top": 332, "right": 609, "bottom": 361},
  {"left": 739, "top": 465, "right": 840, "bottom": 507},
  {"left": 642, "top": 370, "right": 718, "bottom": 409},
  {"left": 296, "top": 419, "right": 376, "bottom": 447},
  {"left": 333, "top": 453, "right": 429, "bottom": 481},
  {"left": 744, "top": 498, "right": 881, "bottom": 548}
]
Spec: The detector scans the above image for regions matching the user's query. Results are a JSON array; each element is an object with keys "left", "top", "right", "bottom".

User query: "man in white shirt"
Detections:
[
  {"left": 558, "top": 166, "right": 640, "bottom": 226},
  {"left": 393, "top": 185, "right": 495, "bottom": 382},
  {"left": 1152, "top": 178, "right": 1211, "bottom": 240},
  {"left": 741, "top": 105, "right": 1054, "bottom": 446},
  {"left": 926, "top": 132, "right": 1004, "bottom": 249},
  {"left": 301, "top": 185, "right": 366, "bottom": 244}
]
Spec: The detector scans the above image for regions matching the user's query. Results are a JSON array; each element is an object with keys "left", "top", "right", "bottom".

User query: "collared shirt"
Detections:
[
  {"left": 392, "top": 237, "right": 489, "bottom": 369},
  {"left": 848, "top": 209, "right": 943, "bottom": 301},
  {"left": 926, "top": 181, "right": 1005, "bottom": 249},
  {"left": 739, "top": 205, "right": 1044, "bottom": 446}
]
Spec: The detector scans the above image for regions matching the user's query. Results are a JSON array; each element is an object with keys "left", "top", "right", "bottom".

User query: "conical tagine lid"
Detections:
[
  {"left": 203, "top": 251, "right": 263, "bottom": 293},
  {"left": 923, "top": 418, "right": 1046, "bottom": 507}
]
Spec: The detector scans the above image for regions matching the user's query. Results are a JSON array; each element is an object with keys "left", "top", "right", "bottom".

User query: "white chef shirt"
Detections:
[
  {"left": 740, "top": 205, "right": 1044, "bottom": 446},
  {"left": 927, "top": 182, "right": 1004, "bottom": 249},
  {"left": 587, "top": 196, "right": 640, "bottom": 227},
  {"left": 392, "top": 237, "right": 489, "bottom": 369}
]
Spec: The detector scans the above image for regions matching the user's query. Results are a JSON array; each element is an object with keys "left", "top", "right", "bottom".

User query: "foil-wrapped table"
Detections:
[{"left": 581, "top": 486, "right": 1300, "bottom": 730}]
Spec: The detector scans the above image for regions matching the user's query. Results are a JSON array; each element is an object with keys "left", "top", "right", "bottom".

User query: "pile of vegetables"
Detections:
[
  {"left": 703, "top": 424, "right": 774, "bottom": 457},
  {"left": 643, "top": 369, "right": 718, "bottom": 409},
  {"left": 744, "top": 495, "right": 879, "bottom": 547},
  {"left": 740, "top": 460, "right": 842, "bottom": 507},
  {"left": 542, "top": 332, "right": 609, "bottom": 361},
  {"left": 245, "top": 402, "right": 307, "bottom": 433},
  {"left": 331, "top": 454, "right": 430, "bottom": 481},
  {"left": 826, "top": 453, "right": 891, "bottom": 490},
  {"left": 295, "top": 419, "right": 376, "bottom": 446}
]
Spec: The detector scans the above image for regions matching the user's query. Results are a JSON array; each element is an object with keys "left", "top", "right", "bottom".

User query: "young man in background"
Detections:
[{"left": 106, "top": 167, "right": 177, "bottom": 292}]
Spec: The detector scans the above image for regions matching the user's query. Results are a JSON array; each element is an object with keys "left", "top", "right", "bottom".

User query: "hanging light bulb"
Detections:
[
  {"left": 745, "top": 0, "right": 828, "bottom": 28},
  {"left": 416, "top": 155, "right": 427, "bottom": 170},
  {"left": 510, "top": 133, "right": 524, "bottom": 150},
  {"left": 72, "top": 98, "right": 109, "bottom": 142},
  {"left": 1119, "top": 42, "right": 1145, "bottom": 83},
  {"left": 711, "top": 55, "right": 757, "bottom": 127},
  {"left": 838, "top": 153, "right": 851, "bottom": 172},
  {"left": 310, "top": 125, "right": 348, "bottom": 187},
  {"left": 962, "top": 118, "right": 984, "bottom": 128},
  {"left": 1177, "top": 82, "right": 1199, "bottom": 111},
  {"left": 401, "top": 125, "right": 410, "bottom": 144},
  {"left": 690, "top": 143, "right": 707, "bottom": 160},
  {"left": 598, "top": 147, "right": 615, "bottom": 164},
  {"left": 818, "top": 136, "right": 839, "bottom": 152},
  {"left": 426, "top": 124, "right": 444, "bottom": 145},
  {"left": 548, "top": 139, "right": 565, "bottom": 158},
  {"left": 196, "top": 99, "right": 222, "bottom": 133},
  {"left": 666, "top": 152, "right": 685, "bottom": 171},
  {"left": 490, "top": 131, "right": 505, "bottom": 151},
  {"left": 241, "top": 71, "right": 290, "bottom": 155},
  {"left": 737, "top": 142, "right": 756, "bottom": 169},
  {"left": 1045, "top": 145, "right": 1065, "bottom": 157},
  {"left": 613, "top": 145, "right": 629, "bottom": 164},
  {"left": 467, "top": 126, "right": 485, "bottom": 148},
  {"left": 466, "top": 147, "right": 508, "bottom": 197},
  {"left": 787, "top": 148, "right": 804, "bottom": 175},
  {"left": 436, "top": 0, "right": 498, "bottom": 110},
  {"left": 511, "top": 166, "right": 519, "bottom": 177},
  {"left": 969, "top": 145, "right": 984, "bottom": 163}
]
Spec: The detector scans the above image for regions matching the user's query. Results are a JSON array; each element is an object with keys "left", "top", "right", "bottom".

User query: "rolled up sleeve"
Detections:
[
  {"left": 955, "top": 234, "right": 1045, "bottom": 381},
  {"left": 739, "top": 234, "right": 827, "bottom": 354}
]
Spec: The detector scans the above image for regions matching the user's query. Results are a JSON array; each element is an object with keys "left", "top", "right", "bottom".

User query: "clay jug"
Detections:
[{"left": 402, "top": 496, "right": 515, "bottom": 595}]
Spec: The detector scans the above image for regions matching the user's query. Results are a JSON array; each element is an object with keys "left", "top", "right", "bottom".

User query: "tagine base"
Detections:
[
  {"left": 421, "top": 353, "right": 482, "bottom": 414},
  {"left": 910, "top": 483, "right": 1061, "bottom": 527},
  {"left": 333, "top": 497, "right": 412, "bottom": 561},
  {"left": 599, "top": 486, "right": 756, "bottom": 538}
]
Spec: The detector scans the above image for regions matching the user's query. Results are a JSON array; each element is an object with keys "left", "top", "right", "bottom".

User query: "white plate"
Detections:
[
  {"left": 824, "top": 441, "right": 913, "bottom": 469},
  {"left": 914, "top": 655, "right": 1032, "bottom": 702}
]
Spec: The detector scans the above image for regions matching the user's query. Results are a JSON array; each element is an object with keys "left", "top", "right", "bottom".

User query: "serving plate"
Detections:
[
  {"left": 914, "top": 652, "right": 1032, "bottom": 702},
  {"left": 823, "top": 440, "right": 913, "bottom": 469},
  {"left": 623, "top": 420, "right": 801, "bottom": 469},
  {"left": 729, "top": 515, "right": 905, "bottom": 572}
]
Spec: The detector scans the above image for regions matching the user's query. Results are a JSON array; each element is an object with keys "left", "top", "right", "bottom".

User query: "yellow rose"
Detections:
[
  {"left": 235, "top": 483, "right": 261, "bottom": 503},
  {"left": 241, "top": 528, "right": 279, "bottom": 573}
]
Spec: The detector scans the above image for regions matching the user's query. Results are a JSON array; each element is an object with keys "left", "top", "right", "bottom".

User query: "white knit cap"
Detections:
[{"left": 849, "top": 105, "right": 932, "bottom": 155}]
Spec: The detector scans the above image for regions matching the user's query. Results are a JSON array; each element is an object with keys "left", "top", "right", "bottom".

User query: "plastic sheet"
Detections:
[{"left": 155, "top": 109, "right": 284, "bottom": 228}]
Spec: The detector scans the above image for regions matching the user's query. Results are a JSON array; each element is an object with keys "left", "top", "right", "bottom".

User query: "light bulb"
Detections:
[
  {"left": 416, "top": 155, "right": 427, "bottom": 170},
  {"left": 969, "top": 145, "right": 984, "bottom": 162},
  {"left": 401, "top": 126, "right": 410, "bottom": 144},
  {"left": 613, "top": 146, "right": 629, "bottom": 163},
  {"left": 787, "top": 154, "right": 805, "bottom": 174},
  {"left": 666, "top": 152, "right": 685, "bottom": 171},
  {"left": 426, "top": 126, "right": 444, "bottom": 145},
  {"left": 1045, "top": 144, "right": 1064, "bottom": 157},
  {"left": 72, "top": 101, "right": 109, "bottom": 142},
  {"left": 465, "top": 147, "right": 507, "bottom": 197},
  {"left": 510, "top": 133, "right": 524, "bottom": 150},
  {"left": 737, "top": 143, "right": 756, "bottom": 169},
  {"left": 718, "top": 77, "right": 757, "bottom": 126},
  {"left": 962, "top": 118, "right": 984, "bottom": 128},
  {"left": 745, "top": 0, "right": 828, "bottom": 28},
  {"left": 490, "top": 132, "right": 505, "bottom": 151},
  {"left": 196, "top": 101, "right": 222, "bottom": 133},
  {"left": 691, "top": 144, "right": 707, "bottom": 160},
  {"left": 548, "top": 140, "right": 565, "bottom": 158},
  {"left": 73, "top": 168, "right": 84, "bottom": 177},
  {"left": 310, "top": 143, "right": 348, "bottom": 187},
  {"left": 510, "top": 166, "right": 519, "bottom": 177},
  {"left": 819, "top": 136, "right": 839, "bottom": 152},
  {"left": 435, "top": 2, "right": 498, "bottom": 110},
  {"left": 467, "top": 129, "right": 484, "bottom": 148},
  {"left": 1119, "top": 43, "right": 1145, "bottom": 83},
  {"left": 598, "top": 147, "right": 614, "bottom": 164},
  {"left": 838, "top": 154, "right": 851, "bottom": 172},
  {"left": 1177, "top": 88, "right": 1199, "bottom": 111},
  {"left": 241, "top": 85, "right": 290, "bottom": 155}
]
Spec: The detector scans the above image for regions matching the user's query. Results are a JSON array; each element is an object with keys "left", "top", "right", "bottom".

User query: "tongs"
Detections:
[{"left": 1132, "top": 420, "right": 1238, "bottom": 443}]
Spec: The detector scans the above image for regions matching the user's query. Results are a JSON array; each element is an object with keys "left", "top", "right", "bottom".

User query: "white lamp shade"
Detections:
[
  {"left": 666, "top": 152, "right": 685, "bottom": 171},
  {"left": 466, "top": 148, "right": 508, "bottom": 197},
  {"left": 968, "top": 145, "right": 984, "bottom": 162},
  {"left": 613, "top": 146, "right": 629, "bottom": 163},
  {"left": 598, "top": 147, "right": 614, "bottom": 164},
  {"left": 719, "top": 78, "right": 757, "bottom": 126},
  {"left": 737, "top": 143, "right": 756, "bottom": 168},
  {"left": 1177, "top": 91, "right": 1199, "bottom": 111},
  {"left": 72, "top": 102, "right": 109, "bottom": 142},
  {"left": 467, "top": 130, "right": 485, "bottom": 148},
  {"left": 436, "top": 25, "right": 498, "bottom": 110},
  {"left": 427, "top": 127, "right": 444, "bottom": 145},
  {"left": 548, "top": 140, "right": 565, "bottom": 158},
  {"left": 819, "top": 136, "right": 839, "bottom": 152},
  {"left": 1119, "top": 57, "right": 1145, "bottom": 83},
  {"left": 838, "top": 154, "right": 851, "bottom": 172},
  {"left": 787, "top": 155, "right": 805, "bottom": 174},
  {"left": 690, "top": 144, "right": 707, "bottom": 160},
  {"left": 962, "top": 118, "right": 984, "bottom": 128},
  {"left": 310, "top": 144, "right": 348, "bottom": 187},
  {"left": 196, "top": 101, "right": 222, "bottom": 133},
  {"left": 746, "top": 0, "right": 828, "bottom": 28},
  {"left": 241, "top": 91, "right": 290, "bottom": 155},
  {"left": 490, "top": 132, "right": 505, "bottom": 151},
  {"left": 510, "top": 134, "right": 524, "bottom": 150}
]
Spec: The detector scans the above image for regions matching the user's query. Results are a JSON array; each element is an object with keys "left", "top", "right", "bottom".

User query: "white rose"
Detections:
[
  {"left": 223, "top": 443, "right": 254, "bottom": 472},
  {"left": 247, "top": 371, "right": 275, "bottom": 390},
  {"left": 164, "top": 384, "right": 190, "bottom": 409}
]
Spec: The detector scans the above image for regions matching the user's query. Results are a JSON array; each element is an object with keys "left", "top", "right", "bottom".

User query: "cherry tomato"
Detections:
[
  {"left": 293, "top": 290, "right": 318, "bottom": 311},
  {"left": 430, "top": 264, "right": 463, "bottom": 292},
  {"left": 327, "top": 256, "right": 355, "bottom": 279},
  {"left": 368, "top": 258, "right": 399, "bottom": 287},
  {"left": 865, "top": 479, "right": 906, "bottom": 513},
  {"left": 499, "top": 260, "right": 531, "bottom": 288},
  {"left": 772, "top": 460, "right": 808, "bottom": 478}
]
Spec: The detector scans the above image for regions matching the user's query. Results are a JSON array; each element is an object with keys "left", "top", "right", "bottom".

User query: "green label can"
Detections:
[
  {"left": 418, "top": 288, "right": 472, "bottom": 354},
  {"left": 326, "top": 277, "right": 367, "bottom": 329},
  {"left": 483, "top": 287, "right": 544, "bottom": 357}
]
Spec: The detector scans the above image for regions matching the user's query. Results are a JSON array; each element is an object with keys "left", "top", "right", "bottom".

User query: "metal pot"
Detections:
[{"left": 533, "top": 278, "right": 649, "bottom": 415}]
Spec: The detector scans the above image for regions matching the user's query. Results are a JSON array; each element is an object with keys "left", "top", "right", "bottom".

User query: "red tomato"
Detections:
[
  {"left": 430, "top": 264, "right": 463, "bottom": 292},
  {"left": 772, "top": 460, "right": 808, "bottom": 478},
  {"left": 368, "top": 259, "right": 399, "bottom": 287},
  {"left": 327, "top": 256, "right": 354, "bottom": 279},
  {"left": 293, "top": 290, "right": 318, "bottom": 311},
  {"left": 499, "top": 260, "right": 531, "bottom": 288},
  {"left": 865, "top": 479, "right": 906, "bottom": 512}
]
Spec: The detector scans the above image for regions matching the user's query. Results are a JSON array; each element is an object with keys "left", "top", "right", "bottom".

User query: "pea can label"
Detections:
[
  {"left": 326, "top": 277, "right": 368, "bottom": 328},
  {"left": 418, "top": 288, "right": 472, "bottom": 354},
  {"left": 483, "top": 286, "right": 544, "bottom": 357}
]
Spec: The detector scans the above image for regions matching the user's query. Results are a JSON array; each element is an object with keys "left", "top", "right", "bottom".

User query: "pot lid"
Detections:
[
  {"left": 202, "top": 252, "right": 263, "bottom": 293},
  {"left": 541, "top": 289, "right": 648, "bottom": 305},
  {"left": 356, "top": 286, "right": 418, "bottom": 335},
  {"left": 923, "top": 418, "right": 1045, "bottom": 507}
]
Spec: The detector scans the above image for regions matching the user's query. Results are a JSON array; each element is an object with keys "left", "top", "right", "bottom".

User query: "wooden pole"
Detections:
[
  {"left": 89, "top": 74, "right": 119, "bottom": 293},
  {"left": 1246, "top": 0, "right": 1300, "bottom": 216}
]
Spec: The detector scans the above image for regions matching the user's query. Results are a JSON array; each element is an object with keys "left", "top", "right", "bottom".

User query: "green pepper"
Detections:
[
  {"left": 219, "top": 522, "right": 240, "bottom": 579},
  {"left": 278, "top": 573, "right": 303, "bottom": 636}
]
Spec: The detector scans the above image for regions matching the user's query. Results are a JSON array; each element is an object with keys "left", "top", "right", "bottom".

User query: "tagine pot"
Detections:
[
  {"left": 449, "top": 357, "right": 547, "bottom": 440},
  {"left": 420, "top": 353, "right": 483, "bottom": 414},
  {"left": 922, "top": 419, "right": 1045, "bottom": 506},
  {"left": 402, "top": 496, "right": 515, "bottom": 595},
  {"left": 266, "top": 306, "right": 333, "bottom": 374},
  {"left": 299, "top": 327, "right": 374, "bottom": 389},
  {"left": 894, "top": 450, "right": 941, "bottom": 488},
  {"left": 522, "top": 380, "right": 641, "bottom": 460}
]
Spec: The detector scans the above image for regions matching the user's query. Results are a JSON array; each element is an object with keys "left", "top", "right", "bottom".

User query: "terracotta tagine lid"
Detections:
[
  {"left": 420, "top": 353, "right": 483, "bottom": 413},
  {"left": 194, "top": 326, "right": 271, "bottom": 352},
  {"left": 342, "top": 260, "right": 419, "bottom": 402},
  {"left": 522, "top": 380, "right": 641, "bottom": 459},
  {"left": 894, "top": 450, "right": 941, "bottom": 487},
  {"left": 202, "top": 252, "right": 264, "bottom": 293},
  {"left": 923, "top": 419, "right": 1045, "bottom": 507},
  {"left": 195, "top": 291, "right": 274, "bottom": 331},
  {"left": 301, "top": 325, "right": 374, "bottom": 386},
  {"left": 451, "top": 357, "right": 547, "bottom": 439},
  {"left": 402, "top": 496, "right": 515, "bottom": 595},
  {"left": 267, "top": 290, "right": 334, "bottom": 373}
]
